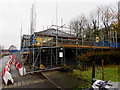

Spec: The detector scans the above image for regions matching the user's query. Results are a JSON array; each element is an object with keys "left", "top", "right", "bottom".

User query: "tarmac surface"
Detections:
[{"left": 42, "top": 71, "right": 82, "bottom": 89}]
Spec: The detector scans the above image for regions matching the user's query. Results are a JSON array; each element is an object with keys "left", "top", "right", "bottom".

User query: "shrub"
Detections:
[{"left": 77, "top": 50, "right": 120, "bottom": 65}]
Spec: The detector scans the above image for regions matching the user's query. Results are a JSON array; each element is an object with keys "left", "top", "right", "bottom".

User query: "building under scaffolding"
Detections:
[
  {"left": 21, "top": 27, "right": 120, "bottom": 72},
  {"left": 25, "top": 28, "right": 78, "bottom": 69},
  {"left": 20, "top": 2, "right": 120, "bottom": 75}
]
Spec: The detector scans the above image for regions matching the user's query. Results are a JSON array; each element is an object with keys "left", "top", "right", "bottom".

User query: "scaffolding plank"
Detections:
[
  {"left": 28, "top": 44, "right": 116, "bottom": 49},
  {"left": 57, "top": 44, "right": 115, "bottom": 49}
]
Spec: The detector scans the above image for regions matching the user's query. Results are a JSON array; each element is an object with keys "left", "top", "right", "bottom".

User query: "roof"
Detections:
[
  {"left": 35, "top": 28, "right": 76, "bottom": 38},
  {"left": 9, "top": 45, "right": 17, "bottom": 50},
  {"left": 22, "top": 34, "right": 31, "bottom": 39}
]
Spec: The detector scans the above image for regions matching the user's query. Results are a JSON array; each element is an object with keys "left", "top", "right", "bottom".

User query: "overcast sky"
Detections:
[{"left": 0, "top": 0, "right": 119, "bottom": 49}]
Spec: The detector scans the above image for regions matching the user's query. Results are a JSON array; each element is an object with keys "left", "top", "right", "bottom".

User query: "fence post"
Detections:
[
  {"left": 92, "top": 61, "right": 95, "bottom": 84},
  {"left": 102, "top": 59, "right": 104, "bottom": 80}
]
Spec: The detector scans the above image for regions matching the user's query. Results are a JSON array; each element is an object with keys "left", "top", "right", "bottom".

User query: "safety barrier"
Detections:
[
  {"left": 2, "top": 69, "right": 14, "bottom": 85},
  {"left": 2, "top": 55, "right": 15, "bottom": 85},
  {"left": 2, "top": 55, "right": 26, "bottom": 85},
  {"left": 14, "top": 60, "right": 26, "bottom": 76}
]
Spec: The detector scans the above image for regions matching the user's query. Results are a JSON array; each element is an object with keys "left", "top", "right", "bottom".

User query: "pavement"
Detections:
[{"left": 42, "top": 71, "right": 82, "bottom": 89}]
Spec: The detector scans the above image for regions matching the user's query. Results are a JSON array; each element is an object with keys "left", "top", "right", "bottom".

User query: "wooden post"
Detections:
[
  {"left": 51, "top": 47, "right": 52, "bottom": 68},
  {"left": 92, "top": 61, "right": 95, "bottom": 84},
  {"left": 102, "top": 59, "right": 104, "bottom": 80}
]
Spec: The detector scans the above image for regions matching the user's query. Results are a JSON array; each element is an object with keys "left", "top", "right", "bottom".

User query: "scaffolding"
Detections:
[{"left": 21, "top": 24, "right": 120, "bottom": 73}]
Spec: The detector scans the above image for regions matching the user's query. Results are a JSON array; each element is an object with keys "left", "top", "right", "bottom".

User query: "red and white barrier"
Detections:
[
  {"left": 14, "top": 61, "right": 18, "bottom": 66},
  {"left": 2, "top": 67, "right": 14, "bottom": 85},
  {"left": 2, "top": 54, "right": 26, "bottom": 85},
  {"left": 5, "top": 65, "right": 10, "bottom": 72},
  {"left": 16, "top": 63, "right": 21, "bottom": 70},
  {"left": 6, "top": 63, "right": 10, "bottom": 69},
  {"left": 18, "top": 67, "right": 26, "bottom": 76},
  {"left": 2, "top": 55, "right": 15, "bottom": 85},
  {"left": 2, "top": 67, "right": 9, "bottom": 76},
  {"left": 14, "top": 60, "right": 26, "bottom": 76}
]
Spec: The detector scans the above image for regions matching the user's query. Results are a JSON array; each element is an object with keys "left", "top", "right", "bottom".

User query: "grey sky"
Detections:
[{"left": 0, "top": 0, "right": 119, "bottom": 49}]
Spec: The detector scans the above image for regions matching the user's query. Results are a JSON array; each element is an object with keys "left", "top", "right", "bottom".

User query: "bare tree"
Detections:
[
  {"left": 69, "top": 14, "right": 88, "bottom": 44},
  {"left": 99, "top": 6, "right": 115, "bottom": 41},
  {"left": 69, "top": 4, "right": 119, "bottom": 46},
  {"left": 69, "top": 18, "right": 80, "bottom": 37},
  {"left": 69, "top": 14, "right": 88, "bottom": 41},
  {"left": 88, "top": 7, "right": 101, "bottom": 43}
]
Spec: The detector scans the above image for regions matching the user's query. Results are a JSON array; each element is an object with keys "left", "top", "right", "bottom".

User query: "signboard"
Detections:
[
  {"left": 96, "top": 37, "right": 99, "bottom": 42},
  {"left": 59, "top": 52, "right": 63, "bottom": 57}
]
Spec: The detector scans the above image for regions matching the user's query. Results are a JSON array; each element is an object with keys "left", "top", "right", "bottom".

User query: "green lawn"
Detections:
[
  {"left": 71, "top": 65, "right": 119, "bottom": 89},
  {"left": 95, "top": 65, "right": 119, "bottom": 82},
  {"left": 72, "top": 65, "right": 119, "bottom": 82}
]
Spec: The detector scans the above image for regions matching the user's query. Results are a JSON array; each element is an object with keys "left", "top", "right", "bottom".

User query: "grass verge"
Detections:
[{"left": 70, "top": 65, "right": 119, "bottom": 89}]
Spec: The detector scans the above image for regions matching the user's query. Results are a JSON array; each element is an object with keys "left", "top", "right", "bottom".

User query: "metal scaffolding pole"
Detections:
[
  {"left": 56, "top": 2, "right": 58, "bottom": 65},
  {"left": 32, "top": 34, "right": 35, "bottom": 70},
  {"left": 115, "top": 30, "right": 118, "bottom": 47},
  {"left": 51, "top": 47, "right": 52, "bottom": 67},
  {"left": 76, "top": 34, "right": 78, "bottom": 64},
  {"left": 63, "top": 47, "right": 65, "bottom": 65},
  {"left": 40, "top": 48, "right": 41, "bottom": 65}
]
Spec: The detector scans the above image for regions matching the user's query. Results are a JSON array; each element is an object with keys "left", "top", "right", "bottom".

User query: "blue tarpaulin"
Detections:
[
  {"left": 94, "top": 41, "right": 120, "bottom": 48},
  {"left": 10, "top": 50, "right": 18, "bottom": 52}
]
